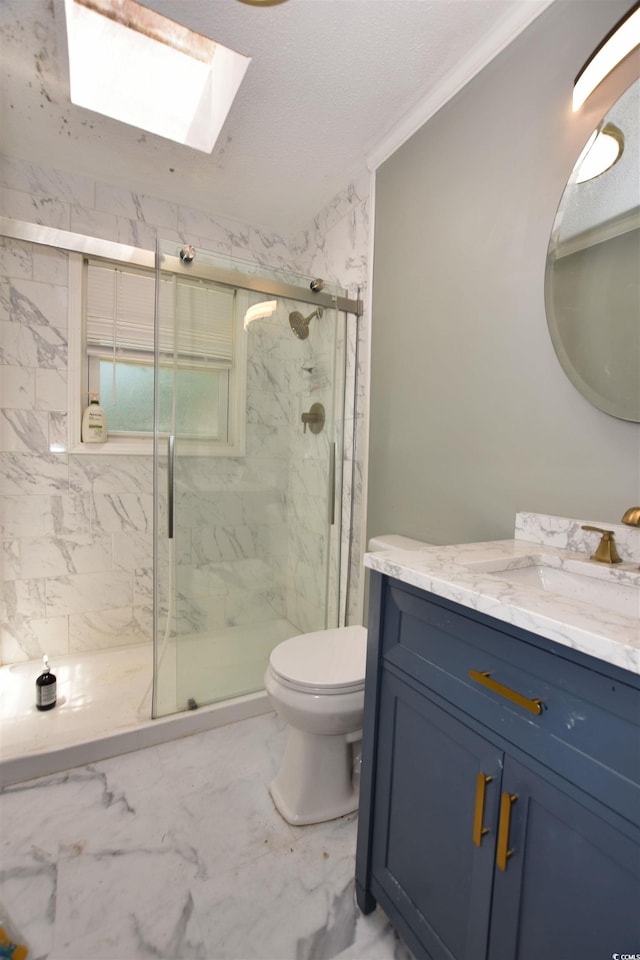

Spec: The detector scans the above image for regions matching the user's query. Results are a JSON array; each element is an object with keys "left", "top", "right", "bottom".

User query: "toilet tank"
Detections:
[{"left": 367, "top": 534, "right": 432, "bottom": 552}]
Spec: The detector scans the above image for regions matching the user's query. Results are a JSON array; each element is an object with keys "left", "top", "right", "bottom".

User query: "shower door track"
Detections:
[{"left": 1, "top": 218, "right": 363, "bottom": 316}]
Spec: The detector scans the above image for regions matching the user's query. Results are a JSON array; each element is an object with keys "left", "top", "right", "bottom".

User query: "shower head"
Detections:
[{"left": 289, "top": 307, "right": 324, "bottom": 340}]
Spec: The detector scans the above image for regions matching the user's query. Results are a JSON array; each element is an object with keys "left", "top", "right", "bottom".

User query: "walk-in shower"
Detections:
[{"left": 0, "top": 218, "right": 362, "bottom": 784}]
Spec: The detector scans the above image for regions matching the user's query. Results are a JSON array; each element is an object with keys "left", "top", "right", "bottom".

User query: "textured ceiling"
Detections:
[{"left": 1, "top": 0, "right": 552, "bottom": 234}]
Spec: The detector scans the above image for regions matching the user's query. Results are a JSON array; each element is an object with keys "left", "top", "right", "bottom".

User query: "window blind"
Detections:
[{"left": 86, "top": 262, "right": 235, "bottom": 365}]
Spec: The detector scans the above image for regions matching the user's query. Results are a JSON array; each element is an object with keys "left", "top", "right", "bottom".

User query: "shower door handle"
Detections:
[
  {"left": 329, "top": 442, "right": 336, "bottom": 525},
  {"left": 167, "top": 435, "right": 175, "bottom": 540}
]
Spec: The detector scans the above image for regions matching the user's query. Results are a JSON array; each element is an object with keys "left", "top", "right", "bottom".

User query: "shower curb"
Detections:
[{"left": 0, "top": 692, "right": 271, "bottom": 789}]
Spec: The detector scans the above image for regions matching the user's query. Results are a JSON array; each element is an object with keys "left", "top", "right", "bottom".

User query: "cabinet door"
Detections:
[
  {"left": 371, "top": 671, "right": 503, "bottom": 960},
  {"left": 489, "top": 755, "right": 640, "bottom": 960}
]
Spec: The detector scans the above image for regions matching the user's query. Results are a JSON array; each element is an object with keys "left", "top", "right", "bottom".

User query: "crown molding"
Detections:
[
  {"left": 555, "top": 206, "right": 640, "bottom": 258},
  {"left": 366, "top": 0, "right": 556, "bottom": 172}
]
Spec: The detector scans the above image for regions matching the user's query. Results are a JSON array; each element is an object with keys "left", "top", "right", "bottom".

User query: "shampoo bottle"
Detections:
[
  {"left": 36, "top": 655, "right": 57, "bottom": 711},
  {"left": 82, "top": 393, "right": 107, "bottom": 443}
]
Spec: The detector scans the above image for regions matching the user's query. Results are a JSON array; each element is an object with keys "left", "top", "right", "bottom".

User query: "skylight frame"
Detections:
[{"left": 64, "top": 0, "right": 251, "bottom": 153}]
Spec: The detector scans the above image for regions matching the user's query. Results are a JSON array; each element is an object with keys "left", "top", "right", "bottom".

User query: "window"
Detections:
[
  {"left": 69, "top": 255, "right": 247, "bottom": 455},
  {"left": 95, "top": 361, "right": 225, "bottom": 438}
]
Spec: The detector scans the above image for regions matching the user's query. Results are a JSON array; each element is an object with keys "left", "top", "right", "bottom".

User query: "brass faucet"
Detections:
[
  {"left": 621, "top": 508, "right": 640, "bottom": 570},
  {"left": 621, "top": 507, "right": 640, "bottom": 527},
  {"left": 581, "top": 525, "right": 622, "bottom": 564}
]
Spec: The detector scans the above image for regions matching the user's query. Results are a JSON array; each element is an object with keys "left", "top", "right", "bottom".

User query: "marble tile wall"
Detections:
[
  {"left": 291, "top": 168, "right": 370, "bottom": 625},
  {"left": 0, "top": 154, "right": 370, "bottom": 664},
  {"left": 282, "top": 300, "right": 337, "bottom": 634}
]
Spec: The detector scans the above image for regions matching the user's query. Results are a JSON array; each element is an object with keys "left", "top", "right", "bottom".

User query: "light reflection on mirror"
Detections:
[
  {"left": 545, "top": 78, "right": 640, "bottom": 422},
  {"left": 575, "top": 124, "right": 624, "bottom": 183}
]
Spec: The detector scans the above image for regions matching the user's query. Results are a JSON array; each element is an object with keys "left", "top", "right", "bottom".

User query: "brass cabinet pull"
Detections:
[
  {"left": 496, "top": 792, "right": 517, "bottom": 871},
  {"left": 469, "top": 670, "right": 543, "bottom": 716},
  {"left": 472, "top": 772, "right": 493, "bottom": 847}
]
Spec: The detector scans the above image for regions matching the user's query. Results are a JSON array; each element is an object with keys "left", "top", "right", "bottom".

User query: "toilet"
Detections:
[
  {"left": 265, "top": 624, "right": 367, "bottom": 825},
  {"left": 265, "top": 534, "right": 432, "bottom": 826}
]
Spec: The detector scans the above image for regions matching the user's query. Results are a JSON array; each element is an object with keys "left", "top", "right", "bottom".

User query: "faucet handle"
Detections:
[
  {"left": 581, "top": 525, "right": 622, "bottom": 564},
  {"left": 300, "top": 402, "right": 325, "bottom": 435}
]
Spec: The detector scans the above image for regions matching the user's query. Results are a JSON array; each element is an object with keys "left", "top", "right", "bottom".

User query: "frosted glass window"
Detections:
[{"left": 98, "top": 361, "right": 225, "bottom": 439}]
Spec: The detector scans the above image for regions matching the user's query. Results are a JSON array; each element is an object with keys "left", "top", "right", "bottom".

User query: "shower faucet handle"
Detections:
[{"left": 301, "top": 402, "right": 325, "bottom": 434}]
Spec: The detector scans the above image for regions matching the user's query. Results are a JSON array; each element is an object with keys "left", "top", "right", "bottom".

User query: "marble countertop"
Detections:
[{"left": 364, "top": 514, "right": 640, "bottom": 676}]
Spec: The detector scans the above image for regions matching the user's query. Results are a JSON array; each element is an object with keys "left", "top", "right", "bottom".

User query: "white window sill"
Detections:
[
  {"left": 68, "top": 439, "right": 153, "bottom": 456},
  {"left": 67, "top": 438, "right": 245, "bottom": 457}
]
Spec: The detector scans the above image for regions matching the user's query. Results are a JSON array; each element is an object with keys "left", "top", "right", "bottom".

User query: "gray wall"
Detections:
[{"left": 367, "top": 0, "right": 640, "bottom": 546}]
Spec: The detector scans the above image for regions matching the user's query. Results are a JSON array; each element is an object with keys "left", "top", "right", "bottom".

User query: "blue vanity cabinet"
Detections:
[
  {"left": 489, "top": 754, "right": 640, "bottom": 960},
  {"left": 355, "top": 572, "right": 640, "bottom": 960},
  {"left": 368, "top": 668, "right": 502, "bottom": 960}
]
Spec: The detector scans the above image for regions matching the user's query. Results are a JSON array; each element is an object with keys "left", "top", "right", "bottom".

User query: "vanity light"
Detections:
[
  {"left": 243, "top": 300, "right": 277, "bottom": 330},
  {"left": 573, "top": 2, "right": 640, "bottom": 111},
  {"left": 575, "top": 123, "right": 624, "bottom": 182},
  {"left": 64, "top": 0, "right": 250, "bottom": 152}
]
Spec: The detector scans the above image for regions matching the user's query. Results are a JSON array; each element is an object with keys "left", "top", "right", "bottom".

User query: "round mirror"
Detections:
[{"left": 545, "top": 78, "right": 640, "bottom": 422}]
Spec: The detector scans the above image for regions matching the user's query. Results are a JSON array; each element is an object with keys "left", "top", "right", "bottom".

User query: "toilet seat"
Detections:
[{"left": 269, "top": 625, "right": 367, "bottom": 695}]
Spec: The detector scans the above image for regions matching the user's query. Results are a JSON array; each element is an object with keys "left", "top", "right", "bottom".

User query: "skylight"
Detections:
[{"left": 64, "top": 0, "right": 251, "bottom": 153}]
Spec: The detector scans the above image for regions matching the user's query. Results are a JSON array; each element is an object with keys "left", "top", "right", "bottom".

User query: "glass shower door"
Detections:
[{"left": 153, "top": 239, "right": 345, "bottom": 717}]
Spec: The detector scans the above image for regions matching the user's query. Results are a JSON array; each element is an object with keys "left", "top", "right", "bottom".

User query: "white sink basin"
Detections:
[{"left": 469, "top": 561, "right": 639, "bottom": 619}]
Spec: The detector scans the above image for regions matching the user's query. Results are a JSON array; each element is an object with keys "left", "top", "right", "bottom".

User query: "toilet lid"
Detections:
[{"left": 269, "top": 625, "right": 367, "bottom": 692}]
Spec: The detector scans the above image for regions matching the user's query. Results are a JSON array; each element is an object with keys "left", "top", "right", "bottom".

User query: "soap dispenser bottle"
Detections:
[
  {"left": 82, "top": 393, "right": 108, "bottom": 443},
  {"left": 35, "top": 655, "right": 57, "bottom": 711}
]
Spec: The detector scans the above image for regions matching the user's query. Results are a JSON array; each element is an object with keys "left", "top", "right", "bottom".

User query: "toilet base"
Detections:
[{"left": 269, "top": 727, "right": 359, "bottom": 825}]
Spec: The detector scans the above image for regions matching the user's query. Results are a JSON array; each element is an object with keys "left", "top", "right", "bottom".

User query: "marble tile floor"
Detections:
[{"left": 0, "top": 712, "right": 414, "bottom": 960}]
